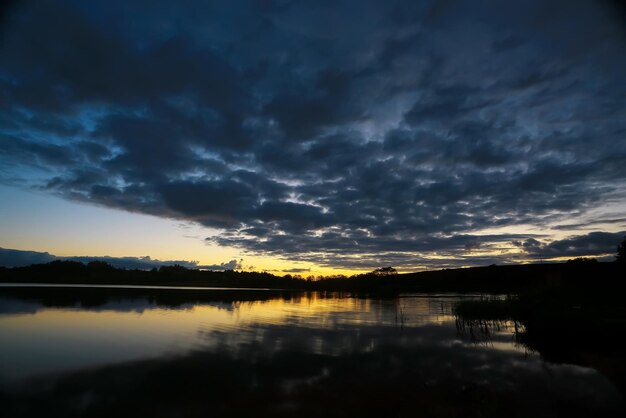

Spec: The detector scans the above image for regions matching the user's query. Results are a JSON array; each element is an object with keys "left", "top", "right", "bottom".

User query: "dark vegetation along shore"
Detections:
[
  {"left": 1, "top": 257, "right": 624, "bottom": 294},
  {"left": 454, "top": 259, "right": 626, "bottom": 396}
]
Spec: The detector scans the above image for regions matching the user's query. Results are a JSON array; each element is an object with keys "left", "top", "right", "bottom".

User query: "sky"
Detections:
[{"left": 1, "top": 0, "right": 625, "bottom": 274}]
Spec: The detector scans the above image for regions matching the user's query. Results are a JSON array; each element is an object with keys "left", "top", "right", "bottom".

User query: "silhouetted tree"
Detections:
[
  {"left": 616, "top": 236, "right": 626, "bottom": 264},
  {"left": 87, "top": 261, "right": 114, "bottom": 270},
  {"left": 158, "top": 264, "right": 189, "bottom": 273},
  {"left": 372, "top": 266, "right": 398, "bottom": 276},
  {"left": 566, "top": 257, "right": 597, "bottom": 265}
]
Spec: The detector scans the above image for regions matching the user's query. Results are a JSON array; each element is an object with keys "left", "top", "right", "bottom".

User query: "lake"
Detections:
[{"left": 0, "top": 285, "right": 623, "bottom": 417}]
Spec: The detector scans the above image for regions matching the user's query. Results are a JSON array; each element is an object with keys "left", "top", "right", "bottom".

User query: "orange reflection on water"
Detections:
[{"left": 0, "top": 292, "right": 517, "bottom": 383}]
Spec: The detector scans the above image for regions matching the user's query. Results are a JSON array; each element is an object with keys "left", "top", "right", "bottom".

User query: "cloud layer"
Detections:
[
  {"left": 0, "top": 247, "right": 242, "bottom": 270},
  {"left": 1, "top": 0, "right": 625, "bottom": 269}
]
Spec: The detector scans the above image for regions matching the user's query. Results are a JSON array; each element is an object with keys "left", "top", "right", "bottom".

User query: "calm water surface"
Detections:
[{"left": 0, "top": 285, "right": 623, "bottom": 417}]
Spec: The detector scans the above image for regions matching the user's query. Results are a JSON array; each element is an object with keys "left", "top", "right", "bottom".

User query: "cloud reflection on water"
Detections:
[{"left": 0, "top": 289, "right": 623, "bottom": 417}]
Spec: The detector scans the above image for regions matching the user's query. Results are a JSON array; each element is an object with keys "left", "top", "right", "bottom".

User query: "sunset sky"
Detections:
[{"left": 1, "top": 0, "right": 625, "bottom": 275}]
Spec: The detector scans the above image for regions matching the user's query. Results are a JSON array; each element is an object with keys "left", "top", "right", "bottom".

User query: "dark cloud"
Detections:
[
  {"left": 551, "top": 218, "right": 626, "bottom": 230},
  {"left": 492, "top": 35, "right": 526, "bottom": 53},
  {"left": 199, "top": 259, "right": 243, "bottom": 271},
  {"left": 1, "top": 0, "right": 625, "bottom": 270},
  {"left": 282, "top": 267, "right": 311, "bottom": 273},
  {"left": 0, "top": 135, "right": 78, "bottom": 167},
  {"left": 514, "top": 231, "right": 626, "bottom": 259},
  {"left": 158, "top": 179, "right": 259, "bottom": 227},
  {"left": 0, "top": 247, "right": 242, "bottom": 270},
  {"left": 0, "top": 248, "right": 55, "bottom": 267}
]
